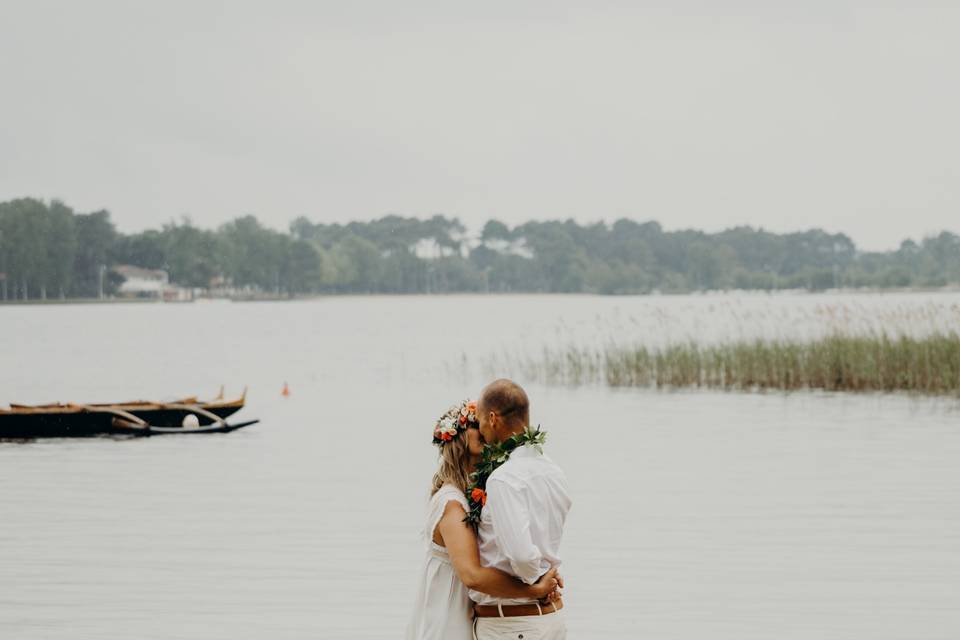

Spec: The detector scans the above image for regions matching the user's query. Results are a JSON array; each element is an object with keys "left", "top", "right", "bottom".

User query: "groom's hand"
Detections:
[
  {"left": 543, "top": 586, "right": 562, "bottom": 604},
  {"left": 533, "top": 567, "right": 563, "bottom": 602}
]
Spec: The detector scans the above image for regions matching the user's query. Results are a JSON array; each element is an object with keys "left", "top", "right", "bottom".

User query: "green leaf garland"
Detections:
[{"left": 463, "top": 425, "right": 547, "bottom": 529}]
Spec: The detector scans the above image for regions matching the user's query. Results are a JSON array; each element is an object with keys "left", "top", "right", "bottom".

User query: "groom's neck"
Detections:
[{"left": 497, "top": 423, "right": 525, "bottom": 442}]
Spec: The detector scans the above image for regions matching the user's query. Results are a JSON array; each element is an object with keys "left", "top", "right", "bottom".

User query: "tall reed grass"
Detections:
[{"left": 511, "top": 332, "right": 960, "bottom": 395}]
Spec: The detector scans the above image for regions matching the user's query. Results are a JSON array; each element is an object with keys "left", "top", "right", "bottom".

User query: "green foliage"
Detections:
[
  {"left": 0, "top": 198, "right": 77, "bottom": 299},
  {"left": 72, "top": 210, "right": 118, "bottom": 297},
  {"left": 1, "top": 197, "right": 959, "bottom": 299},
  {"left": 463, "top": 425, "right": 548, "bottom": 529}
]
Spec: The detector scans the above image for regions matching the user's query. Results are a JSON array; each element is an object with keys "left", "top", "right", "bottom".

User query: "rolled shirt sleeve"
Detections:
[{"left": 484, "top": 476, "right": 545, "bottom": 584}]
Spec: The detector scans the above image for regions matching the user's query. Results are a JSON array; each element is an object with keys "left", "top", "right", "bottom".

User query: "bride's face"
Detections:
[{"left": 465, "top": 426, "right": 484, "bottom": 458}]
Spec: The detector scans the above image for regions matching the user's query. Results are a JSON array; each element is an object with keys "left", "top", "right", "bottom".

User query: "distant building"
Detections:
[{"left": 112, "top": 265, "right": 190, "bottom": 301}]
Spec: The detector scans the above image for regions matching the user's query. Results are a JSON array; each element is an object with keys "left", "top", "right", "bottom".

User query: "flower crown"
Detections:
[{"left": 432, "top": 399, "right": 478, "bottom": 447}]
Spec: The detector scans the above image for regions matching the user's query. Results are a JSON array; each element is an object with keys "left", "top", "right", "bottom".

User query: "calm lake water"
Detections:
[{"left": 1, "top": 293, "right": 959, "bottom": 639}]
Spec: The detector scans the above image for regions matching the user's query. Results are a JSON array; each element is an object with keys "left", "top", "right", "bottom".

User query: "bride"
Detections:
[{"left": 406, "top": 400, "right": 560, "bottom": 640}]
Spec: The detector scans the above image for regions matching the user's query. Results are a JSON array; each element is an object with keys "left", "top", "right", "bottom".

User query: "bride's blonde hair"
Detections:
[{"left": 431, "top": 432, "right": 472, "bottom": 495}]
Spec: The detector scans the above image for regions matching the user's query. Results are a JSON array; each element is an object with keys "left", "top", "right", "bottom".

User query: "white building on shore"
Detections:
[{"left": 112, "top": 265, "right": 191, "bottom": 301}]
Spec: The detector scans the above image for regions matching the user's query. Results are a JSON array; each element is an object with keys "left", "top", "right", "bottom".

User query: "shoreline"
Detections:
[
  {"left": 2, "top": 286, "right": 960, "bottom": 306},
  {"left": 0, "top": 297, "right": 193, "bottom": 306}
]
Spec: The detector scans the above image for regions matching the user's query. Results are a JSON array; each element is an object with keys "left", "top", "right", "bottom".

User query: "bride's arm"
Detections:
[{"left": 436, "top": 500, "right": 559, "bottom": 600}]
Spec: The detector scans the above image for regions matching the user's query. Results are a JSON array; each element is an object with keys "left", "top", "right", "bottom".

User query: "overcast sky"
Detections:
[{"left": 1, "top": 1, "right": 957, "bottom": 250}]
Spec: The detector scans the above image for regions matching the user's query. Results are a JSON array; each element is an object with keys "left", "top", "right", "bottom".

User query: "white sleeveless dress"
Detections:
[{"left": 405, "top": 484, "right": 473, "bottom": 640}]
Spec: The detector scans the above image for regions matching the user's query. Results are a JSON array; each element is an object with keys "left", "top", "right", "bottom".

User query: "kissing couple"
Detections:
[{"left": 406, "top": 379, "right": 572, "bottom": 640}]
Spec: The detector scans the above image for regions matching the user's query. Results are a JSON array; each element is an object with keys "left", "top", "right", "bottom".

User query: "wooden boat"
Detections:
[{"left": 0, "top": 389, "right": 258, "bottom": 439}]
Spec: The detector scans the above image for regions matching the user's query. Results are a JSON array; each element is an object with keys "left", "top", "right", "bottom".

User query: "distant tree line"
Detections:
[{"left": 1, "top": 197, "right": 958, "bottom": 299}]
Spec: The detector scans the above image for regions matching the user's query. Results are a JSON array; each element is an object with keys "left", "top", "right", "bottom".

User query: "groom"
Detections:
[{"left": 470, "top": 379, "right": 572, "bottom": 639}]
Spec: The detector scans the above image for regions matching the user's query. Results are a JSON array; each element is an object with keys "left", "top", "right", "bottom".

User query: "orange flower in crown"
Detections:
[{"left": 432, "top": 399, "right": 479, "bottom": 447}]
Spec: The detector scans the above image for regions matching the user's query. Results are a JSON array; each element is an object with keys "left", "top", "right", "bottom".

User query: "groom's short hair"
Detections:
[{"left": 480, "top": 379, "right": 530, "bottom": 428}]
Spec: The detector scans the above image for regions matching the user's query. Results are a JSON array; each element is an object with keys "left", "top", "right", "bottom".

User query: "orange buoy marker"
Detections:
[{"left": 282, "top": 382, "right": 290, "bottom": 397}]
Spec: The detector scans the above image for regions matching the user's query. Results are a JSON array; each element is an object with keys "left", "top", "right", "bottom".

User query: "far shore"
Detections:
[
  {"left": 2, "top": 286, "right": 960, "bottom": 306},
  {"left": 0, "top": 297, "right": 191, "bottom": 306}
]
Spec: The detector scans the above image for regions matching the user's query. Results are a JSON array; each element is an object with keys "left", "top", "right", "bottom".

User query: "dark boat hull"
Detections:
[
  {"left": 0, "top": 399, "right": 251, "bottom": 439},
  {"left": 0, "top": 414, "right": 257, "bottom": 439},
  {"left": 0, "top": 412, "right": 117, "bottom": 439}
]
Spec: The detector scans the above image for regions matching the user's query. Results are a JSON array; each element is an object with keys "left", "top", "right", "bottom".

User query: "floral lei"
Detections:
[{"left": 464, "top": 425, "right": 547, "bottom": 529}]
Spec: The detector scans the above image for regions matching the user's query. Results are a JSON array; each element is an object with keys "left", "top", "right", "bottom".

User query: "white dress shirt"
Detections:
[{"left": 469, "top": 443, "right": 572, "bottom": 605}]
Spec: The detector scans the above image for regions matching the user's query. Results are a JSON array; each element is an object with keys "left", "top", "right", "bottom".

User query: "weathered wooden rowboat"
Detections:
[{"left": 0, "top": 390, "right": 258, "bottom": 439}]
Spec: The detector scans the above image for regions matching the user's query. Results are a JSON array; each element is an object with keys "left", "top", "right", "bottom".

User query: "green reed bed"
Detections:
[{"left": 525, "top": 333, "right": 960, "bottom": 395}]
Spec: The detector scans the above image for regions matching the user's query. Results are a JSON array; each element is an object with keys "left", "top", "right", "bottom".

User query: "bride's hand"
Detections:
[{"left": 531, "top": 567, "right": 561, "bottom": 600}]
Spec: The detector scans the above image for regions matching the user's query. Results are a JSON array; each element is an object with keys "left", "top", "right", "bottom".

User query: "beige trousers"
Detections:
[{"left": 474, "top": 610, "right": 566, "bottom": 639}]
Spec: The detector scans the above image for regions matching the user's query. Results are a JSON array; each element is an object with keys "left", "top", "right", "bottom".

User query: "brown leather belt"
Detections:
[{"left": 474, "top": 598, "right": 563, "bottom": 618}]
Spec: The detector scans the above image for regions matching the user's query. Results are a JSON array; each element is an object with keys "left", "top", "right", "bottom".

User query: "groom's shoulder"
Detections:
[{"left": 489, "top": 451, "right": 566, "bottom": 487}]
